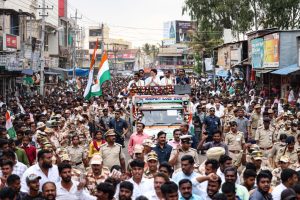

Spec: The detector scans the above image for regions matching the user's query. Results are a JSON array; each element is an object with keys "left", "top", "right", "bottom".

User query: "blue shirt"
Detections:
[
  {"left": 109, "top": 118, "right": 128, "bottom": 135},
  {"left": 176, "top": 77, "right": 190, "bottom": 85},
  {"left": 173, "top": 171, "right": 205, "bottom": 197},
  {"left": 179, "top": 194, "right": 204, "bottom": 200},
  {"left": 250, "top": 189, "right": 273, "bottom": 200},
  {"left": 153, "top": 143, "right": 173, "bottom": 164},
  {"left": 203, "top": 115, "right": 221, "bottom": 136}
]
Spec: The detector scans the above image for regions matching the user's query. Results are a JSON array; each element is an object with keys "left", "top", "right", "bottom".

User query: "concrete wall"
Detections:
[{"left": 279, "top": 31, "right": 300, "bottom": 68}]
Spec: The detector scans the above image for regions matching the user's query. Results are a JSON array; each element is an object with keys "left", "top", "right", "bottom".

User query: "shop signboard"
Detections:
[
  {"left": 205, "top": 58, "right": 213, "bottom": 71},
  {"left": 263, "top": 33, "right": 279, "bottom": 68},
  {"left": 251, "top": 38, "right": 264, "bottom": 68},
  {"left": 5, "top": 34, "right": 17, "bottom": 49},
  {"left": 217, "top": 45, "right": 231, "bottom": 69},
  {"left": 108, "top": 53, "right": 135, "bottom": 59},
  {"left": 230, "top": 42, "right": 243, "bottom": 66}
]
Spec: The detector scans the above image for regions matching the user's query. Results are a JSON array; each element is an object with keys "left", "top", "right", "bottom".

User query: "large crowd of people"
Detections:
[{"left": 0, "top": 68, "right": 299, "bottom": 200}]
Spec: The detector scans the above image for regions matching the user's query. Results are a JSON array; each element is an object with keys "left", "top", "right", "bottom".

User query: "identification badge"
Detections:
[{"left": 236, "top": 137, "right": 241, "bottom": 142}]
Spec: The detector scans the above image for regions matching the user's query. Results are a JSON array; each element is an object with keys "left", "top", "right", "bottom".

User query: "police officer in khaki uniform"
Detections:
[
  {"left": 240, "top": 150, "right": 271, "bottom": 183},
  {"left": 66, "top": 135, "right": 87, "bottom": 172},
  {"left": 169, "top": 135, "right": 199, "bottom": 170},
  {"left": 271, "top": 155, "right": 290, "bottom": 187},
  {"left": 60, "top": 153, "right": 82, "bottom": 182},
  {"left": 143, "top": 151, "right": 158, "bottom": 179},
  {"left": 290, "top": 147, "right": 300, "bottom": 171},
  {"left": 99, "top": 129, "right": 126, "bottom": 173},
  {"left": 257, "top": 109, "right": 276, "bottom": 129},
  {"left": 269, "top": 134, "right": 287, "bottom": 169},
  {"left": 225, "top": 121, "right": 245, "bottom": 162},
  {"left": 276, "top": 136, "right": 298, "bottom": 167},
  {"left": 255, "top": 117, "right": 275, "bottom": 157},
  {"left": 223, "top": 104, "right": 235, "bottom": 133},
  {"left": 276, "top": 121, "right": 292, "bottom": 140},
  {"left": 275, "top": 113, "right": 289, "bottom": 133},
  {"left": 86, "top": 154, "right": 109, "bottom": 195},
  {"left": 250, "top": 104, "right": 262, "bottom": 135}
]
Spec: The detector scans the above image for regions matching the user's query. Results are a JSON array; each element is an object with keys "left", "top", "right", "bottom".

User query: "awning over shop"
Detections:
[
  {"left": 67, "top": 68, "right": 89, "bottom": 76},
  {"left": 254, "top": 69, "right": 274, "bottom": 74},
  {"left": 44, "top": 71, "right": 60, "bottom": 75},
  {"left": 157, "top": 53, "right": 182, "bottom": 57},
  {"left": 216, "top": 69, "right": 228, "bottom": 77},
  {"left": 271, "top": 64, "right": 300, "bottom": 75},
  {"left": 21, "top": 69, "right": 34, "bottom": 75}
]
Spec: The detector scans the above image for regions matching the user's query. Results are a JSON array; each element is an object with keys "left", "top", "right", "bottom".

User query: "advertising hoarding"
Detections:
[
  {"left": 217, "top": 45, "right": 231, "bottom": 69},
  {"left": 163, "top": 21, "right": 176, "bottom": 46},
  {"left": 263, "top": 33, "right": 279, "bottom": 68},
  {"left": 251, "top": 38, "right": 264, "bottom": 68},
  {"left": 175, "top": 21, "right": 196, "bottom": 43}
]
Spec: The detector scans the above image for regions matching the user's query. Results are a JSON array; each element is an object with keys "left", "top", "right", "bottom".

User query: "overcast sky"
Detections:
[{"left": 68, "top": 0, "right": 191, "bottom": 48}]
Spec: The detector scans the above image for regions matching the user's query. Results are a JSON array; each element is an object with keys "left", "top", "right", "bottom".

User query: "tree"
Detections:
[
  {"left": 258, "top": 0, "right": 300, "bottom": 29},
  {"left": 183, "top": 0, "right": 300, "bottom": 32},
  {"left": 183, "top": 0, "right": 254, "bottom": 35},
  {"left": 142, "top": 43, "right": 151, "bottom": 56},
  {"left": 142, "top": 43, "right": 159, "bottom": 59}
]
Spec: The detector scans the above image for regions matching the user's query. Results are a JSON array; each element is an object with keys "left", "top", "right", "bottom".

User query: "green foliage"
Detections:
[
  {"left": 183, "top": 0, "right": 300, "bottom": 33},
  {"left": 183, "top": 0, "right": 300, "bottom": 66},
  {"left": 258, "top": 0, "right": 300, "bottom": 29},
  {"left": 142, "top": 43, "right": 151, "bottom": 55},
  {"left": 142, "top": 43, "right": 159, "bottom": 60}
]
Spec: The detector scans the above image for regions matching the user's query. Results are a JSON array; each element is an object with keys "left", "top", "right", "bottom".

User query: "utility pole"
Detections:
[
  {"left": 37, "top": 0, "right": 53, "bottom": 96},
  {"left": 71, "top": 9, "right": 82, "bottom": 80}
]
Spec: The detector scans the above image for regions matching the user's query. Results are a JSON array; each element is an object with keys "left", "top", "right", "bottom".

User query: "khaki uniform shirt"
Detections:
[
  {"left": 225, "top": 131, "right": 245, "bottom": 151},
  {"left": 66, "top": 145, "right": 85, "bottom": 164},
  {"left": 275, "top": 119, "right": 287, "bottom": 130},
  {"left": 86, "top": 168, "right": 109, "bottom": 195},
  {"left": 223, "top": 114, "right": 236, "bottom": 132},
  {"left": 250, "top": 112, "right": 261, "bottom": 129},
  {"left": 99, "top": 143, "right": 125, "bottom": 170},
  {"left": 269, "top": 142, "right": 287, "bottom": 159},
  {"left": 276, "top": 128, "right": 291, "bottom": 141},
  {"left": 71, "top": 168, "right": 82, "bottom": 182},
  {"left": 169, "top": 148, "right": 199, "bottom": 170},
  {"left": 271, "top": 168, "right": 282, "bottom": 187},
  {"left": 288, "top": 130, "right": 298, "bottom": 138},
  {"left": 257, "top": 118, "right": 276, "bottom": 129},
  {"left": 143, "top": 169, "right": 157, "bottom": 179},
  {"left": 276, "top": 148, "right": 298, "bottom": 164},
  {"left": 255, "top": 127, "right": 275, "bottom": 148},
  {"left": 290, "top": 162, "right": 300, "bottom": 171}
]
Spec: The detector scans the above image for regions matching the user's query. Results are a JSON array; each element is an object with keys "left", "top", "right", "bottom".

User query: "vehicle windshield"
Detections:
[{"left": 141, "top": 109, "right": 184, "bottom": 126}]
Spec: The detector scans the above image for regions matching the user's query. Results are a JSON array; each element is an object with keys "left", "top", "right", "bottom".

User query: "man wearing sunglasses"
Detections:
[{"left": 202, "top": 107, "right": 221, "bottom": 142}]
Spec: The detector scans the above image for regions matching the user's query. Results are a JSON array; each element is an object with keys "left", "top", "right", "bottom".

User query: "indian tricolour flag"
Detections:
[
  {"left": 5, "top": 111, "right": 16, "bottom": 139},
  {"left": 83, "top": 39, "right": 98, "bottom": 100},
  {"left": 188, "top": 113, "right": 195, "bottom": 136},
  {"left": 90, "top": 51, "right": 111, "bottom": 97}
]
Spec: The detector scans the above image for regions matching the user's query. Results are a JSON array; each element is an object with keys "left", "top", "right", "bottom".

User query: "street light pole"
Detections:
[
  {"left": 39, "top": 0, "right": 46, "bottom": 96},
  {"left": 37, "top": 0, "right": 52, "bottom": 96}
]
